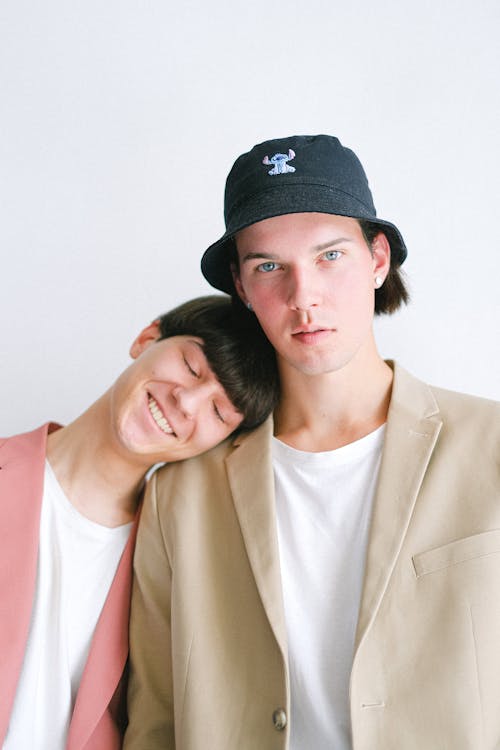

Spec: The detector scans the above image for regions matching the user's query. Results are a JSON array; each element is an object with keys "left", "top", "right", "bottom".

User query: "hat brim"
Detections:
[{"left": 201, "top": 186, "right": 407, "bottom": 294}]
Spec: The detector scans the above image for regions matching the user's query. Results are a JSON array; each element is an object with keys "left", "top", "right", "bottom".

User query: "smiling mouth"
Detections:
[{"left": 148, "top": 395, "right": 176, "bottom": 436}]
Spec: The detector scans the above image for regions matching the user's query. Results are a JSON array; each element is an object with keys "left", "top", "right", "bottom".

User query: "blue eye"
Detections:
[
  {"left": 257, "top": 261, "right": 278, "bottom": 273},
  {"left": 323, "top": 250, "right": 341, "bottom": 261}
]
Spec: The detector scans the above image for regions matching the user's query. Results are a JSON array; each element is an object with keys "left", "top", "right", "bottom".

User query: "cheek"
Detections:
[
  {"left": 250, "top": 305, "right": 283, "bottom": 347},
  {"left": 248, "top": 282, "right": 282, "bottom": 319},
  {"left": 241, "top": 269, "right": 278, "bottom": 299},
  {"left": 196, "top": 402, "right": 240, "bottom": 441},
  {"left": 337, "top": 268, "right": 374, "bottom": 308},
  {"left": 192, "top": 422, "right": 226, "bottom": 453}
]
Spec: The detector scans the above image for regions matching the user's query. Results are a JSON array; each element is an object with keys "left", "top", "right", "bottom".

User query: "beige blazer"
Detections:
[{"left": 125, "top": 363, "right": 500, "bottom": 750}]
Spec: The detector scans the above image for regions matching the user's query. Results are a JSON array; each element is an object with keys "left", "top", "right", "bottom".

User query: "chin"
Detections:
[
  {"left": 115, "top": 425, "right": 153, "bottom": 459},
  {"left": 285, "top": 352, "right": 349, "bottom": 376}
]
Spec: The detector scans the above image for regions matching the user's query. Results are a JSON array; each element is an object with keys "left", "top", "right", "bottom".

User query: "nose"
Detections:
[
  {"left": 173, "top": 382, "right": 213, "bottom": 420},
  {"left": 287, "top": 265, "right": 319, "bottom": 313}
]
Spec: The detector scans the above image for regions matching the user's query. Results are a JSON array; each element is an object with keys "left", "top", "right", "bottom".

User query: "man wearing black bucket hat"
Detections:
[{"left": 126, "top": 136, "right": 500, "bottom": 750}]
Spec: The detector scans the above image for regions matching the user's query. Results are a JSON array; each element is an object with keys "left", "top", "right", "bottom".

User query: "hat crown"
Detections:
[{"left": 224, "top": 134, "right": 375, "bottom": 226}]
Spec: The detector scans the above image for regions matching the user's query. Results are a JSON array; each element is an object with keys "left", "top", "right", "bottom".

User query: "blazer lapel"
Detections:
[
  {"left": 354, "top": 364, "right": 442, "bottom": 650},
  {"left": 66, "top": 510, "right": 140, "bottom": 750},
  {"left": 225, "top": 418, "right": 288, "bottom": 658},
  {"left": 0, "top": 424, "right": 59, "bottom": 744}
]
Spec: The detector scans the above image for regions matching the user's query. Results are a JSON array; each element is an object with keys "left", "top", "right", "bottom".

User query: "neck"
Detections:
[
  {"left": 46, "top": 394, "right": 146, "bottom": 527},
  {"left": 274, "top": 345, "right": 393, "bottom": 452}
]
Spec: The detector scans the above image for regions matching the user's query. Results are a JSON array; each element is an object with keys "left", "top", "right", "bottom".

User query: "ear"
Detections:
[
  {"left": 129, "top": 320, "right": 161, "bottom": 359},
  {"left": 371, "top": 232, "right": 391, "bottom": 280},
  {"left": 230, "top": 262, "right": 250, "bottom": 307}
]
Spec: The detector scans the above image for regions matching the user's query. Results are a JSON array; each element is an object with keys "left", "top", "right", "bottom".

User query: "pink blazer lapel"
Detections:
[
  {"left": 0, "top": 423, "right": 59, "bottom": 745},
  {"left": 66, "top": 511, "right": 140, "bottom": 750}
]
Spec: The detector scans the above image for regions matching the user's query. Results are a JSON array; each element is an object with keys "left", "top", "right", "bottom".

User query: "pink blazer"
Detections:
[{"left": 0, "top": 423, "right": 139, "bottom": 749}]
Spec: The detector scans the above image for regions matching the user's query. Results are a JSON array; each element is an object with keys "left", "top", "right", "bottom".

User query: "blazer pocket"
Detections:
[{"left": 413, "top": 529, "right": 500, "bottom": 577}]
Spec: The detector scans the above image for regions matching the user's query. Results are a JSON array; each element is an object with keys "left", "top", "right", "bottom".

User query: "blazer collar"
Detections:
[
  {"left": 226, "top": 418, "right": 288, "bottom": 658},
  {"left": 354, "top": 362, "right": 443, "bottom": 649},
  {"left": 0, "top": 424, "right": 139, "bottom": 750},
  {"left": 0, "top": 423, "right": 60, "bottom": 745}
]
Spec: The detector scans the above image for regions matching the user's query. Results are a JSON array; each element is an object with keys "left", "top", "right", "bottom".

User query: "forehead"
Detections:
[{"left": 235, "top": 212, "right": 363, "bottom": 250}]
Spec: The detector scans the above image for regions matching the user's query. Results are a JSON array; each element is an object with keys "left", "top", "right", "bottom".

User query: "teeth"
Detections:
[{"left": 148, "top": 397, "right": 174, "bottom": 434}]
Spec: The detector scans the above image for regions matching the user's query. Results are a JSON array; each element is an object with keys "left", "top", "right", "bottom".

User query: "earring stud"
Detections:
[
  {"left": 375, "top": 276, "right": 383, "bottom": 288},
  {"left": 246, "top": 302, "right": 253, "bottom": 311}
]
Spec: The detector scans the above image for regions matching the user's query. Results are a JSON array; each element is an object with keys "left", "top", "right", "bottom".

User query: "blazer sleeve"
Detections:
[{"left": 124, "top": 472, "right": 175, "bottom": 749}]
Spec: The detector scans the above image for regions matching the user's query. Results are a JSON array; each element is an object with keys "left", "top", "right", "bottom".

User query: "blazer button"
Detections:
[{"left": 272, "top": 708, "right": 287, "bottom": 731}]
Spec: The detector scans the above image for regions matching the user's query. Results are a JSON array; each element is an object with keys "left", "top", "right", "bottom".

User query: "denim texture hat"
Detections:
[{"left": 201, "top": 134, "right": 407, "bottom": 294}]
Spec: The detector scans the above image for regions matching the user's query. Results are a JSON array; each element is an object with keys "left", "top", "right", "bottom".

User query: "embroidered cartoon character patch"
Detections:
[{"left": 262, "top": 149, "right": 296, "bottom": 175}]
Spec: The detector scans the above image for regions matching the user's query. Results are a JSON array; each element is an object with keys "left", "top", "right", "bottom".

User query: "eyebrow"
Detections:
[{"left": 240, "top": 237, "right": 354, "bottom": 264}]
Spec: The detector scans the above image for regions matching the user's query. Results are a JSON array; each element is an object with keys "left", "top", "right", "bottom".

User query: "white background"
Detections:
[{"left": 1, "top": 0, "right": 499, "bottom": 435}]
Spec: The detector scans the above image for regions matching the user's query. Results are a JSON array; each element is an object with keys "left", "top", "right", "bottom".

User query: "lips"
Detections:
[
  {"left": 148, "top": 395, "right": 176, "bottom": 436},
  {"left": 291, "top": 323, "right": 330, "bottom": 334},
  {"left": 291, "top": 326, "right": 333, "bottom": 344}
]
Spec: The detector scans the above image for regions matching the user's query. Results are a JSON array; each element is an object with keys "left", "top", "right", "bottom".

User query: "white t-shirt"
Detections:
[
  {"left": 272, "top": 425, "right": 385, "bottom": 750},
  {"left": 3, "top": 461, "right": 132, "bottom": 750}
]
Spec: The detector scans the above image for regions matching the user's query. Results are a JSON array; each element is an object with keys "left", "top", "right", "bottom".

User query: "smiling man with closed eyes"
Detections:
[
  {"left": 0, "top": 295, "right": 278, "bottom": 750},
  {"left": 125, "top": 135, "right": 500, "bottom": 750}
]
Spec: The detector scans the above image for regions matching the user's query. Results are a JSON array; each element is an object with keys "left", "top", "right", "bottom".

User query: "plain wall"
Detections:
[{"left": 1, "top": 0, "right": 499, "bottom": 435}]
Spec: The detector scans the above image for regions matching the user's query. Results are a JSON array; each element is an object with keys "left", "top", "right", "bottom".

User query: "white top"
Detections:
[
  {"left": 3, "top": 461, "right": 132, "bottom": 750},
  {"left": 272, "top": 425, "right": 385, "bottom": 750}
]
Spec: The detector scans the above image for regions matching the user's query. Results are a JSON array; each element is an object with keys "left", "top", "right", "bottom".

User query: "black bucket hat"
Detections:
[{"left": 201, "top": 134, "right": 407, "bottom": 294}]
